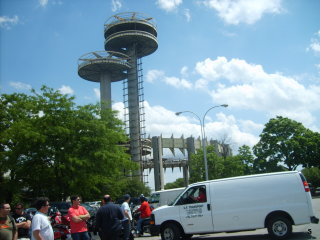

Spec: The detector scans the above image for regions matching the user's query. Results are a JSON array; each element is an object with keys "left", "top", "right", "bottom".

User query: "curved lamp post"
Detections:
[{"left": 176, "top": 104, "right": 228, "bottom": 181}]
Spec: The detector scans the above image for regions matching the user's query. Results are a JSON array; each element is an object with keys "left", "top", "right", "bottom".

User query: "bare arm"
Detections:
[
  {"left": 33, "top": 230, "right": 42, "bottom": 240},
  {"left": 16, "top": 220, "right": 31, "bottom": 229},
  {"left": 71, "top": 213, "right": 90, "bottom": 222},
  {"left": 124, "top": 210, "right": 130, "bottom": 220},
  {"left": 12, "top": 230, "right": 18, "bottom": 240}
]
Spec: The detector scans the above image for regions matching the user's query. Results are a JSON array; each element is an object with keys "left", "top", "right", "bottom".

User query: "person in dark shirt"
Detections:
[
  {"left": 12, "top": 203, "right": 31, "bottom": 240},
  {"left": 95, "top": 195, "right": 124, "bottom": 240}
]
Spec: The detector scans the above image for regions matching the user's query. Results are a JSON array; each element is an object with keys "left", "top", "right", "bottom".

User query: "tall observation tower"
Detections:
[{"left": 78, "top": 12, "right": 158, "bottom": 181}]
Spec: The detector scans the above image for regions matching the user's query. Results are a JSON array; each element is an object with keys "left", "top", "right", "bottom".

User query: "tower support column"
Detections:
[
  {"left": 152, "top": 136, "right": 164, "bottom": 190},
  {"left": 100, "top": 72, "right": 112, "bottom": 109},
  {"left": 127, "top": 46, "right": 143, "bottom": 179}
]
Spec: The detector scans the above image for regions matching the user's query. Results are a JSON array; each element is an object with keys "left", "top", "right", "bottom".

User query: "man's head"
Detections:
[
  {"left": 71, "top": 195, "right": 81, "bottom": 206},
  {"left": 34, "top": 197, "right": 50, "bottom": 213},
  {"left": 0, "top": 203, "right": 11, "bottom": 217},
  {"left": 124, "top": 194, "right": 130, "bottom": 202},
  {"left": 102, "top": 194, "right": 111, "bottom": 205},
  {"left": 14, "top": 203, "right": 24, "bottom": 215}
]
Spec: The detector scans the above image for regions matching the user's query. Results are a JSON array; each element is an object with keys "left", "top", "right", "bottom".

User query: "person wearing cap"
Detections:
[{"left": 121, "top": 194, "right": 132, "bottom": 240}]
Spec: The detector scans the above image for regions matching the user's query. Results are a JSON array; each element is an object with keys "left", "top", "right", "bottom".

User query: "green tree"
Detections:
[
  {"left": 164, "top": 178, "right": 185, "bottom": 189},
  {"left": 302, "top": 167, "right": 320, "bottom": 188},
  {"left": 253, "top": 116, "right": 320, "bottom": 172},
  {"left": 235, "top": 145, "right": 255, "bottom": 174},
  {"left": 0, "top": 86, "right": 136, "bottom": 202},
  {"left": 189, "top": 145, "right": 246, "bottom": 183}
]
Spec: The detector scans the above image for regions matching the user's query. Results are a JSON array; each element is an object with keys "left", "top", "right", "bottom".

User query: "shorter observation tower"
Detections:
[{"left": 78, "top": 51, "right": 131, "bottom": 109}]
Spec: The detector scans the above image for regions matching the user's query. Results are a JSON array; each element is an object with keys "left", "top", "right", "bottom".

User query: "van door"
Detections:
[{"left": 175, "top": 185, "right": 214, "bottom": 233}]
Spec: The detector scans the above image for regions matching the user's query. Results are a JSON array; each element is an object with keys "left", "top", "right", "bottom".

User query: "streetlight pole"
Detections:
[{"left": 176, "top": 104, "right": 228, "bottom": 181}]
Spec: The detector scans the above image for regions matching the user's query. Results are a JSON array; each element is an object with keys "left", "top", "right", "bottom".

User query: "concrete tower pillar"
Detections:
[
  {"left": 100, "top": 72, "right": 112, "bottom": 109},
  {"left": 127, "top": 47, "right": 142, "bottom": 174},
  {"left": 152, "top": 136, "right": 164, "bottom": 191}
]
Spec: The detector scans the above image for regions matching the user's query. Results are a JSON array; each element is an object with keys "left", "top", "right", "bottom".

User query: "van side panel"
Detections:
[{"left": 210, "top": 172, "right": 311, "bottom": 232}]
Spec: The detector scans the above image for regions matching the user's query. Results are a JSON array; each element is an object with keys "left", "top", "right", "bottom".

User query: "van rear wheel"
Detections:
[
  {"left": 161, "top": 223, "right": 182, "bottom": 240},
  {"left": 267, "top": 216, "right": 292, "bottom": 239}
]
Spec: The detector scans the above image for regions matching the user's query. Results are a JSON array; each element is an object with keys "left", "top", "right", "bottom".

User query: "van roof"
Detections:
[
  {"left": 188, "top": 171, "right": 299, "bottom": 187},
  {"left": 152, "top": 187, "right": 186, "bottom": 194}
]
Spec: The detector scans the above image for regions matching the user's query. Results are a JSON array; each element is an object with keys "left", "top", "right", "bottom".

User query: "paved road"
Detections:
[{"left": 136, "top": 197, "right": 320, "bottom": 240}]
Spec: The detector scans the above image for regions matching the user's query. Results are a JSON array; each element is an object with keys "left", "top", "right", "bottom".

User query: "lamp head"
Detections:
[
  {"left": 221, "top": 104, "right": 228, "bottom": 108},
  {"left": 175, "top": 112, "right": 182, "bottom": 116}
]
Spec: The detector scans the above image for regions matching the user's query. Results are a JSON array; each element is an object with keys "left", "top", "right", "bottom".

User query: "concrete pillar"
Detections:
[
  {"left": 182, "top": 165, "right": 189, "bottom": 187},
  {"left": 127, "top": 46, "right": 142, "bottom": 180},
  {"left": 152, "top": 136, "right": 164, "bottom": 190},
  {"left": 186, "top": 137, "right": 195, "bottom": 185},
  {"left": 100, "top": 72, "right": 112, "bottom": 109}
]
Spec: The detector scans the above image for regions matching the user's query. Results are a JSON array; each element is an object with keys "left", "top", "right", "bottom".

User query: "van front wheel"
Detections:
[
  {"left": 267, "top": 216, "right": 292, "bottom": 239},
  {"left": 161, "top": 223, "right": 182, "bottom": 240}
]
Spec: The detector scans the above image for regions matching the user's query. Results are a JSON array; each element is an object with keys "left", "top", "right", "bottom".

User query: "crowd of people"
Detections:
[{"left": 0, "top": 194, "right": 152, "bottom": 240}]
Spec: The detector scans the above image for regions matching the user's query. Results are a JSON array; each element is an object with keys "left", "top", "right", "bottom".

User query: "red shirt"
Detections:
[
  {"left": 138, "top": 201, "right": 151, "bottom": 218},
  {"left": 68, "top": 205, "right": 88, "bottom": 233},
  {"left": 197, "top": 191, "right": 206, "bottom": 202}
]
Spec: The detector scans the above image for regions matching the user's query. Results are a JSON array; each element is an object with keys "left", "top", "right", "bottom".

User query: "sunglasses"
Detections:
[{"left": 15, "top": 208, "right": 22, "bottom": 210}]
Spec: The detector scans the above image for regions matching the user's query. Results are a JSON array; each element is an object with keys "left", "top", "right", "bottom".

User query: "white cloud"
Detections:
[
  {"left": 141, "top": 101, "right": 258, "bottom": 150},
  {"left": 194, "top": 56, "right": 320, "bottom": 129},
  {"left": 94, "top": 88, "right": 100, "bottom": 99},
  {"left": 39, "top": 0, "right": 49, "bottom": 7},
  {"left": 309, "top": 41, "right": 320, "bottom": 54},
  {"left": 112, "top": 100, "right": 260, "bottom": 153},
  {"left": 111, "top": 0, "right": 122, "bottom": 12},
  {"left": 146, "top": 69, "right": 192, "bottom": 89},
  {"left": 0, "top": 15, "right": 19, "bottom": 29},
  {"left": 307, "top": 30, "right": 320, "bottom": 56},
  {"left": 156, "top": 0, "right": 183, "bottom": 12},
  {"left": 164, "top": 76, "right": 193, "bottom": 89},
  {"left": 202, "top": 0, "right": 283, "bottom": 25},
  {"left": 58, "top": 85, "right": 74, "bottom": 95},
  {"left": 146, "top": 69, "right": 165, "bottom": 83},
  {"left": 180, "top": 66, "right": 189, "bottom": 77},
  {"left": 9, "top": 82, "right": 31, "bottom": 90},
  {"left": 184, "top": 8, "right": 191, "bottom": 22},
  {"left": 239, "top": 119, "right": 264, "bottom": 135}
]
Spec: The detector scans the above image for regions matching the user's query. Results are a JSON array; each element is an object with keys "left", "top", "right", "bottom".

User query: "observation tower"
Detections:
[
  {"left": 104, "top": 12, "right": 158, "bottom": 179},
  {"left": 78, "top": 51, "right": 130, "bottom": 109},
  {"left": 78, "top": 12, "right": 157, "bottom": 181}
]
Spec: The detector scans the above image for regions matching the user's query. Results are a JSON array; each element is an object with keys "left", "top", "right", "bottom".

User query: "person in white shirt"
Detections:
[
  {"left": 121, "top": 194, "right": 132, "bottom": 240},
  {"left": 31, "top": 197, "right": 53, "bottom": 240}
]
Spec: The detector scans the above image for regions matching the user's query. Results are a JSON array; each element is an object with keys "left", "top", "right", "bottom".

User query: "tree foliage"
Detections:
[
  {"left": 302, "top": 167, "right": 320, "bottom": 188},
  {"left": 253, "top": 116, "right": 320, "bottom": 172},
  {"left": 164, "top": 178, "right": 185, "bottom": 189},
  {"left": 189, "top": 145, "right": 249, "bottom": 183},
  {"left": 0, "top": 86, "right": 140, "bottom": 203}
]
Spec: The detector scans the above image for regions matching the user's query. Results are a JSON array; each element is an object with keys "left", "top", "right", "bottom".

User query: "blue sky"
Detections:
[{"left": 1, "top": 0, "right": 320, "bottom": 186}]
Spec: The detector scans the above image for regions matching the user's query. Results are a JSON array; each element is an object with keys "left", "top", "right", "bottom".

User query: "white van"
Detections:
[
  {"left": 149, "top": 188, "right": 185, "bottom": 209},
  {"left": 150, "top": 171, "right": 319, "bottom": 240}
]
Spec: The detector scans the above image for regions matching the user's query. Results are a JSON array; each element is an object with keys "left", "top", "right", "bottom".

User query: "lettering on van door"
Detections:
[{"left": 183, "top": 204, "right": 204, "bottom": 218}]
